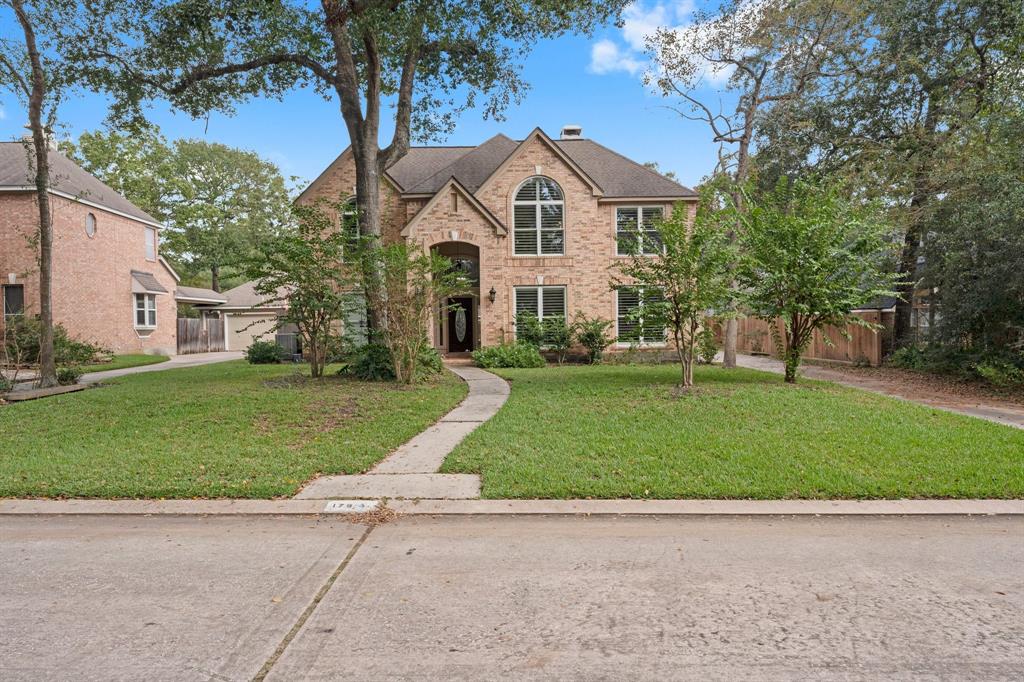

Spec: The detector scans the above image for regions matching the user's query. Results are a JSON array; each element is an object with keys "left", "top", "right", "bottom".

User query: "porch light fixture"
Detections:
[{"left": 488, "top": 287, "right": 496, "bottom": 303}]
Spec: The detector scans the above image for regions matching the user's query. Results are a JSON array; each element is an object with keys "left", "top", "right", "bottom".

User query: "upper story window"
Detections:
[
  {"left": 3, "top": 284, "right": 25, "bottom": 318},
  {"left": 85, "top": 213, "right": 97, "bottom": 238},
  {"left": 144, "top": 227, "right": 157, "bottom": 261},
  {"left": 513, "top": 177, "right": 564, "bottom": 256},
  {"left": 616, "top": 206, "right": 664, "bottom": 256},
  {"left": 341, "top": 198, "right": 359, "bottom": 260}
]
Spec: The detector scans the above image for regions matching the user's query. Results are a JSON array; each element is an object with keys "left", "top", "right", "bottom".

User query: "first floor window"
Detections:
[
  {"left": 513, "top": 285, "right": 567, "bottom": 341},
  {"left": 616, "top": 206, "right": 664, "bottom": 256},
  {"left": 3, "top": 284, "right": 25, "bottom": 317},
  {"left": 135, "top": 293, "right": 157, "bottom": 329},
  {"left": 616, "top": 286, "right": 666, "bottom": 345}
]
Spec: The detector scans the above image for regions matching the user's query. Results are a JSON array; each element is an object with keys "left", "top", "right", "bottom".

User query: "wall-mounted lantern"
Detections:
[{"left": 488, "top": 287, "right": 497, "bottom": 303}]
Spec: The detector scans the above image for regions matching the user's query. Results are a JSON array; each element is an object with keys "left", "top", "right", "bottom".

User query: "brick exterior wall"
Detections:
[
  {"left": 300, "top": 136, "right": 698, "bottom": 350},
  {"left": 0, "top": 192, "right": 177, "bottom": 354}
]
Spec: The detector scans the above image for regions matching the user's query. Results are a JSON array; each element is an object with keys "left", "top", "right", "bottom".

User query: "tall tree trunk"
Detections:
[
  {"left": 893, "top": 101, "right": 939, "bottom": 349},
  {"left": 210, "top": 264, "right": 220, "bottom": 292},
  {"left": 722, "top": 108, "right": 755, "bottom": 369},
  {"left": 13, "top": 0, "right": 57, "bottom": 388}
]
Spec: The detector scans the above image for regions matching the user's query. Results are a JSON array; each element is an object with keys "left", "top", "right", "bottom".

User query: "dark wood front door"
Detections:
[{"left": 447, "top": 297, "right": 474, "bottom": 352}]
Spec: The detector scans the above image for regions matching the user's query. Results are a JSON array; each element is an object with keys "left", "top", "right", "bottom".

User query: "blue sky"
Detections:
[{"left": 0, "top": 1, "right": 724, "bottom": 191}]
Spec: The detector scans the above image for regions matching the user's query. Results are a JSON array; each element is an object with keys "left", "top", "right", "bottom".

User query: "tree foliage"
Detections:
[
  {"left": 64, "top": 129, "right": 292, "bottom": 290},
  {"left": 614, "top": 196, "right": 735, "bottom": 387},
  {"left": 737, "top": 178, "right": 901, "bottom": 382},
  {"left": 246, "top": 200, "right": 357, "bottom": 378}
]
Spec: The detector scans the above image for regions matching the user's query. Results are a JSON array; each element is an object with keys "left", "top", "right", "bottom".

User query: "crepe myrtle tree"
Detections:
[
  {"left": 247, "top": 199, "right": 359, "bottom": 378},
  {"left": 79, "top": 0, "right": 629, "bottom": 326},
  {"left": 613, "top": 193, "right": 736, "bottom": 388},
  {"left": 737, "top": 177, "right": 901, "bottom": 383},
  {"left": 359, "top": 241, "right": 469, "bottom": 384}
]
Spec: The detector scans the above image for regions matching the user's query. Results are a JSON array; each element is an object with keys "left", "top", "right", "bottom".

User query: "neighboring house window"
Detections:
[
  {"left": 513, "top": 285, "right": 566, "bottom": 340},
  {"left": 513, "top": 177, "right": 564, "bottom": 256},
  {"left": 616, "top": 286, "right": 666, "bottom": 345},
  {"left": 3, "top": 284, "right": 25, "bottom": 317},
  {"left": 134, "top": 293, "right": 157, "bottom": 329},
  {"left": 616, "top": 206, "right": 664, "bottom": 256},
  {"left": 85, "top": 212, "right": 97, "bottom": 238},
  {"left": 341, "top": 198, "right": 359, "bottom": 260},
  {"left": 144, "top": 227, "right": 157, "bottom": 260}
]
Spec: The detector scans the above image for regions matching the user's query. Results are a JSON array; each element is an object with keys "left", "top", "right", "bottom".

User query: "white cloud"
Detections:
[
  {"left": 589, "top": 39, "right": 644, "bottom": 75},
  {"left": 588, "top": 1, "right": 697, "bottom": 78}
]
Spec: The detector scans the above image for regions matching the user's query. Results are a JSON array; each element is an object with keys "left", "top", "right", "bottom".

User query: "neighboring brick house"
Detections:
[
  {"left": 0, "top": 142, "right": 179, "bottom": 355},
  {"left": 298, "top": 126, "right": 698, "bottom": 353}
]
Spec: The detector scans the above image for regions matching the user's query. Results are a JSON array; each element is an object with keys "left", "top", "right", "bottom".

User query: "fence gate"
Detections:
[{"left": 176, "top": 317, "right": 226, "bottom": 354}]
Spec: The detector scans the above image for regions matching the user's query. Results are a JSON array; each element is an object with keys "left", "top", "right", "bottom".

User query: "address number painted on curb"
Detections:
[{"left": 323, "top": 500, "right": 380, "bottom": 513}]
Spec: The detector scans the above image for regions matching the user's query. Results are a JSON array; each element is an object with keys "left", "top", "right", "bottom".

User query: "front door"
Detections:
[{"left": 447, "top": 297, "right": 474, "bottom": 352}]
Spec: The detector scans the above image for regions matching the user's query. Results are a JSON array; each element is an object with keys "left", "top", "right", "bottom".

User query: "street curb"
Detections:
[{"left": 1, "top": 498, "right": 1022, "bottom": 516}]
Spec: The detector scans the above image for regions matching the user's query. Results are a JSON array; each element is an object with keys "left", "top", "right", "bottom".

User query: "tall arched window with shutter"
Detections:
[
  {"left": 513, "top": 177, "right": 564, "bottom": 256},
  {"left": 341, "top": 197, "right": 359, "bottom": 260}
]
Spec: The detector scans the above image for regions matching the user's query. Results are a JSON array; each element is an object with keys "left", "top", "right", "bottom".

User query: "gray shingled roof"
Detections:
[
  {"left": 553, "top": 139, "right": 697, "bottom": 198},
  {"left": 175, "top": 286, "right": 227, "bottom": 303},
  {"left": 131, "top": 270, "right": 168, "bottom": 294},
  {"left": 377, "top": 133, "right": 695, "bottom": 198},
  {"left": 402, "top": 134, "right": 520, "bottom": 194},
  {"left": 0, "top": 142, "right": 160, "bottom": 224},
  {"left": 215, "top": 280, "right": 288, "bottom": 310}
]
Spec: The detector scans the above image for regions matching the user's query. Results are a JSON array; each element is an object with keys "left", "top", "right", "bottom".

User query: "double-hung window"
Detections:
[
  {"left": 616, "top": 286, "right": 666, "bottom": 345},
  {"left": 3, "top": 284, "right": 25, "bottom": 318},
  {"left": 513, "top": 285, "right": 567, "bottom": 341},
  {"left": 513, "top": 177, "right": 564, "bottom": 256},
  {"left": 134, "top": 293, "right": 157, "bottom": 329},
  {"left": 616, "top": 206, "right": 664, "bottom": 256}
]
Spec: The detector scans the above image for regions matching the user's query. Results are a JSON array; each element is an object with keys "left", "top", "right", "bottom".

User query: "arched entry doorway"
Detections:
[{"left": 432, "top": 242, "right": 480, "bottom": 354}]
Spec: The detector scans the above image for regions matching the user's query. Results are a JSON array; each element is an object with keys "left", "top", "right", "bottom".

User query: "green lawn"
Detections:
[
  {"left": 0, "top": 361, "right": 466, "bottom": 498},
  {"left": 81, "top": 354, "right": 170, "bottom": 373},
  {"left": 442, "top": 364, "right": 1024, "bottom": 499}
]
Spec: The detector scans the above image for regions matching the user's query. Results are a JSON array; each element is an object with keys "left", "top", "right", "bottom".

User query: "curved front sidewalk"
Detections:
[{"left": 294, "top": 365, "right": 509, "bottom": 500}]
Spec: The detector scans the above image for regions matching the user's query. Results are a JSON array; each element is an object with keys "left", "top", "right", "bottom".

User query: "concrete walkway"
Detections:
[
  {"left": 295, "top": 364, "right": 509, "bottom": 500},
  {"left": 734, "top": 353, "right": 1024, "bottom": 429},
  {"left": 80, "top": 350, "right": 243, "bottom": 384}
]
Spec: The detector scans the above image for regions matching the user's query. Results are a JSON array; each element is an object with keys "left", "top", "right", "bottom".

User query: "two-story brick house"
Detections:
[
  {"left": 0, "top": 142, "right": 179, "bottom": 355},
  {"left": 298, "top": 126, "right": 698, "bottom": 353}
]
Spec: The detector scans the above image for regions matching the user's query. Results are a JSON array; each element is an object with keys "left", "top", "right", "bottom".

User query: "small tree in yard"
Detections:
[
  {"left": 247, "top": 201, "right": 355, "bottom": 378},
  {"left": 614, "top": 198, "right": 735, "bottom": 388},
  {"left": 738, "top": 178, "right": 901, "bottom": 383},
  {"left": 363, "top": 243, "right": 468, "bottom": 384},
  {"left": 573, "top": 312, "right": 614, "bottom": 365}
]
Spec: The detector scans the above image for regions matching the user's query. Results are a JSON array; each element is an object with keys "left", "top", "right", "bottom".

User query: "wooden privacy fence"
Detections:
[
  {"left": 729, "top": 312, "right": 890, "bottom": 367},
  {"left": 176, "top": 318, "right": 225, "bottom": 354}
]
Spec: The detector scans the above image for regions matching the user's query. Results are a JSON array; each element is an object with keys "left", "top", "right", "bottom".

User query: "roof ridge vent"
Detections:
[{"left": 560, "top": 124, "right": 583, "bottom": 140}]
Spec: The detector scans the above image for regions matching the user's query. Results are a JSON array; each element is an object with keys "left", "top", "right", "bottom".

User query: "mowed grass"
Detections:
[
  {"left": 80, "top": 354, "right": 170, "bottom": 373},
  {"left": 442, "top": 364, "right": 1024, "bottom": 499},
  {"left": 0, "top": 361, "right": 466, "bottom": 499}
]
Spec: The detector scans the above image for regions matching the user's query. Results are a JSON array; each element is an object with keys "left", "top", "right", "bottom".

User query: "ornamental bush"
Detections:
[
  {"left": 245, "top": 340, "right": 286, "bottom": 364},
  {"left": 56, "top": 366, "right": 83, "bottom": 386},
  {"left": 472, "top": 343, "right": 545, "bottom": 369}
]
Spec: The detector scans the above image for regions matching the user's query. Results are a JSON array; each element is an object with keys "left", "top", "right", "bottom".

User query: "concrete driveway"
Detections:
[
  {"left": 2, "top": 515, "right": 1021, "bottom": 681},
  {"left": 80, "top": 351, "right": 243, "bottom": 384}
]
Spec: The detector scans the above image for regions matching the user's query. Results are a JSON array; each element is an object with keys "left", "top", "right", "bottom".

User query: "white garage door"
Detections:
[{"left": 225, "top": 313, "right": 278, "bottom": 351}]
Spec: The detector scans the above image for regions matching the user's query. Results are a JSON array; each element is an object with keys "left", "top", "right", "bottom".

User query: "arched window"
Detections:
[
  {"left": 85, "top": 212, "right": 97, "bottom": 238},
  {"left": 513, "top": 177, "right": 564, "bottom": 256}
]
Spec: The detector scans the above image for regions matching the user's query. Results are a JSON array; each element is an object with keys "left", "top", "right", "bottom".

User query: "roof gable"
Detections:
[
  {"left": 403, "top": 134, "right": 519, "bottom": 195},
  {"left": 475, "top": 128, "right": 604, "bottom": 199},
  {"left": 401, "top": 177, "right": 507, "bottom": 238}
]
